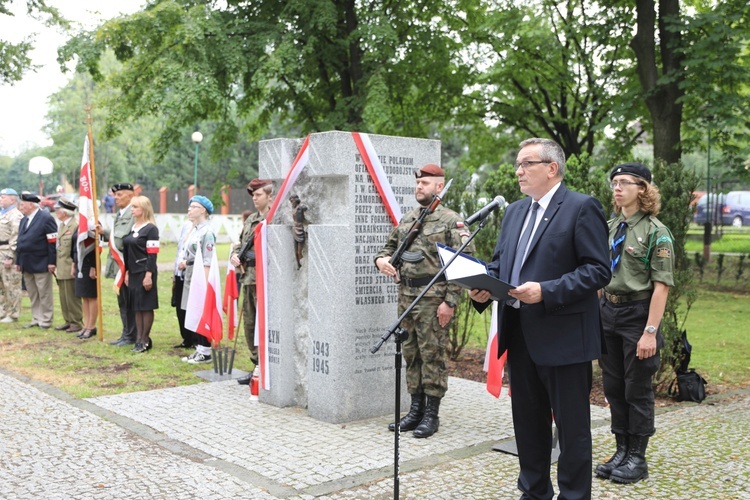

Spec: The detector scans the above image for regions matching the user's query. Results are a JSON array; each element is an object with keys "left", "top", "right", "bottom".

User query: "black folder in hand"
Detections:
[{"left": 436, "top": 243, "right": 515, "bottom": 302}]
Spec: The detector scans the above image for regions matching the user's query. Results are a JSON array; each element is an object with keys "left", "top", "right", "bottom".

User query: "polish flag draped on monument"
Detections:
[{"left": 76, "top": 136, "right": 97, "bottom": 278}]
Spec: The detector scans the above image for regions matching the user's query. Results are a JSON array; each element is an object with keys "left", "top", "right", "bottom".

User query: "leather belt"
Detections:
[
  {"left": 604, "top": 291, "right": 652, "bottom": 305},
  {"left": 0, "top": 240, "right": 8, "bottom": 245},
  {"left": 400, "top": 274, "right": 446, "bottom": 288}
]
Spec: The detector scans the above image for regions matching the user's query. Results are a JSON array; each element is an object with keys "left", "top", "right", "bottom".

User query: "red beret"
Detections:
[
  {"left": 414, "top": 164, "right": 445, "bottom": 178},
  {"left": 247, "top": 178, "right": 272, "bottom": 194}
]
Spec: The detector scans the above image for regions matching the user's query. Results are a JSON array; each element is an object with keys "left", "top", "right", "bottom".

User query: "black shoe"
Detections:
[
  {"left": 610, "top": 436, "right": 650, "bottom": 484},
  {"left": 112, "top": 339, "right": 135, "bottom": 347},
  {"left": 413, "top": 396, "right": 441, "bottom": 438},
  {"left": 173, "top": 341, "right": 193, "bottom": 349},
  {"left": 22, "top": 323, "right": 39, "bottom": 329},
  {"left": 66, "top": 326, "right": 83, "bottom": 333},
  {"left": 237, "top": 374, "right": 253, "bottom": 385},
  {"left": 76, "top": 329, "right": 90, "bottom": 338},
  {"left": 79, "top": 328, "right": 97, "bottom": 339},
  {"left": 146, "top": 338, "right": 153, "bottom": 351},
  {"left": 54, "top": 324, "right": 71, "bottom": 331},
  {"left": 389, "top": 393, "right": 425, "bottom": 432},
  {"left": 595, "top": 434, "right": 629, "bottom": 479},
  {"left": 132, "top": 343, "right": 147, "bottom": 353},
  {"left": 109, "top": 337, "right": 125, "bottom": 345}
]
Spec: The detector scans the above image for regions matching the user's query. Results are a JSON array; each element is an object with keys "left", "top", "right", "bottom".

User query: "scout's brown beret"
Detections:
[
  {"left": 414, "top": 164, "right": 445, "bottom": 178},
  {"left": 247, "top": 178, "right": 272, "bottom": 194}
]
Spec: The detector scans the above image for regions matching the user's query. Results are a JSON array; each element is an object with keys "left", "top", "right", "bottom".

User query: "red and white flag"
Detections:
[
  {"left": 484, "top": 302, "right": 508, "bottom": 398},
  {"left": 222, "top": 249, "right": 239, "bottom": 340},
  {"left": 195, "top": 248, "right": 223, "bottom": 345},
  {"left": 77, "top": 136, "right": 97, "bottom": 278},
  {"left": 185, "top": 244, "right": 206, "bottom": 334}
]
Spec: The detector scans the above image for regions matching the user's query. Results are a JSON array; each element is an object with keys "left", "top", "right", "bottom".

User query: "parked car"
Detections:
[
  {"left": 721, "top": 191, "right": 750, "bottom": 227},
  {"left": 693, "top": 193, "right": 725, "bottom": 225}
]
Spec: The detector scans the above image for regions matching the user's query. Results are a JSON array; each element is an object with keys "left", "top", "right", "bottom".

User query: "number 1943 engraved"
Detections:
[{"left": 313, "top": 340, "right": 330, "bottom": 375}]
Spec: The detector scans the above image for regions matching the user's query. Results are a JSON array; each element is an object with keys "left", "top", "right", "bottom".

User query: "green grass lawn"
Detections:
[{"left": 1, "top": 239, "right": 747, "bottom": 399}]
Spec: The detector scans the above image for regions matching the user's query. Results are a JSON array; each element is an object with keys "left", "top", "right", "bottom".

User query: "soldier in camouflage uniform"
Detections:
[
  {"left": 375, "top": 164, "right": 472, "bottom": 438},
  {"left": 597, "top": 163, "right": 674, "bottom": 484},
  {"left": 230, "top": 179, "right": 274, "bottom": 385},
  {"left": 0, "top": 188, "right": 23, "bottom": 323}
]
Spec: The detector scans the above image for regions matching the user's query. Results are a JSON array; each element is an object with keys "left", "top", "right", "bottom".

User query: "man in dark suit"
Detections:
[
  {"left": 16, "top": 192, "right": 58, "bottom": 329},
  {"left": 470, "top": 138, "right": 610, "bottom": 500}
]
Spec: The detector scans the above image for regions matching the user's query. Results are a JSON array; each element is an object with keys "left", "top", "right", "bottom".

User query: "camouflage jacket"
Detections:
[{"left": 375, "top": 204, "right": 473, "bottom": 302}]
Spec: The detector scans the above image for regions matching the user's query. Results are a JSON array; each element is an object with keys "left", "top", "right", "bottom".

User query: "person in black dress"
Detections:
[
  {"left": 72, "top": 224, "right": 99, "bottom": 339},
  {"left": 123, "top": 196, "right": 159, "bottom": 353}
]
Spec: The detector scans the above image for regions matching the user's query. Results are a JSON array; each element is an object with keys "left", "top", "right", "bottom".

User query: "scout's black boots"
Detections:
[
  {"left": 610, "top": 435, "right": 650, "bottom": 484},
  {"left": 412, "top": 396, "right": 440, "bottom": 438},
  {"left": 389, "top": 393, "right": 425, "bottom": 432},
  {"left": 595, "top": 433, "right": 628, "bottom": 479}
]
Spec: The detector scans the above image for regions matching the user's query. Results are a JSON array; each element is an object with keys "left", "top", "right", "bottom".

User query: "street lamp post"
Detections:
[
  {"left": 192, "top": 131, "right": 203, "bottom": 194},
  {"left": 703, "top": 118, "right": 712, "bottom": 263},
  {"left": 28, "top": 156, "right": 54, "bottom": 196}
]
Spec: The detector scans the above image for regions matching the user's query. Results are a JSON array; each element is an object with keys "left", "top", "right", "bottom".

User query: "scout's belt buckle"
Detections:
[
  {"left": 401, "top": 274, "right": 446, "bottom": 288},
  {"left": 400, "top": 250, "right": 425, "bottom": 263},
  {"left": 604, "top": 291, "right": 651, "bottom": 304}
]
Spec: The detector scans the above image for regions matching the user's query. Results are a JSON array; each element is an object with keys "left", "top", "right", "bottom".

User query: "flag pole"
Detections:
[{"left": 84, "top": 105, "right": 104, "bottom": 341}]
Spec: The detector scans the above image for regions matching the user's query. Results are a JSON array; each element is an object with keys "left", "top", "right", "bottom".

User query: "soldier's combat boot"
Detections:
[
  {"left": 388, "top": 393, "right": 425, "bottom": 432},
  {"left": 595, "top": 433, "right": 628, "bottom": 479},
  {"left": 413, "top": 395, "right": 440, "bottom": 438},
  {"left": 610, "top": 435, "right": 649, "bottom": 484}
]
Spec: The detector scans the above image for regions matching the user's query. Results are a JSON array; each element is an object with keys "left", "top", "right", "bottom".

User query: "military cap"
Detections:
[
  {"left": 54, "top": 197, "right": 77, "bottom": 211},
  {"left": 189, "top": 195, "right": 214, "bottom": 215},
  {"left": 111, "top": 183, "right": 134, "bottom": 192},
  {"left": 0, "top": 188, "right": 18, "bottom": 196},
  {"left": 247, "top": 178, "right": 273, "bottom": 194},
  {"left": 609, "top": 162, "right": 652, "bottom": 183},
  {"left": 21, "top": 192, "right": 41, "bottom": 203},
  {"left": 414, "top": 164, "right": 445, "bottom": 178}
]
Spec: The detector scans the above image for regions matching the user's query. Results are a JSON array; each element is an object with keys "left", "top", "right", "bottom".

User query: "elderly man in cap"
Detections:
[
  {"left": 0, "top": 188, "right": 23, "bottom": 323},
  {"left": 16, "top": 192, "right": 58, "bottom": 329},
  {"left": 101, "top": 183, "right": 137, "bottom": 346},
  {"left": 230, "top": 178, "right": 274, "bottom": 384},
  {"left": 375, "top": 164, "right": 471, "bottom": 438},
  {"left": 53, "top": 198, "right": 83, "bottom": 333}
]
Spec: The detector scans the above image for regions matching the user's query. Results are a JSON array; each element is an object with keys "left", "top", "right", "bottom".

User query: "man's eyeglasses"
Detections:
[
  {"left": 514, "top": 160, "right": 550, "bottom": 170},
  {"left": 609, "top": 180, "right": 642, "bottom": 189}
]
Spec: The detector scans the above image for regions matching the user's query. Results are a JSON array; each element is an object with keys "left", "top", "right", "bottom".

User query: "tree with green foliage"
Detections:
[
  {"left": 59, "top": 0, "right": 480, "bottom": 159},
  {"left": 1, "top": 0, "right": 67, "bottom": 84},
  {"left": 467, "top": 0, "right": 640, "bottom": 161}
]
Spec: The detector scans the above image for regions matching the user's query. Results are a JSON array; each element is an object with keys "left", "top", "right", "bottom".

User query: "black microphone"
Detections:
[{"left": 465, "top": 196, "right": 506, "bottom": 225}]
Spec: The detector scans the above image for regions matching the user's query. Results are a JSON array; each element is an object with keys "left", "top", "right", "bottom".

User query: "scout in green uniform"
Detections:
[
  {"left": 597, "top": 163, "right": 674, "bottom": 484},
  {"left": 375, "top": 163, "right": 473, "bottom": 438},
  {"left": 230, "top": 179, "right": 274, "bottom": 385}
]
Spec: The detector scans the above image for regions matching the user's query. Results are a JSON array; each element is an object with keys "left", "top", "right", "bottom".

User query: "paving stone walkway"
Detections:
[{"left": 1, "top": 368, "right": 748, "bottom": 499}]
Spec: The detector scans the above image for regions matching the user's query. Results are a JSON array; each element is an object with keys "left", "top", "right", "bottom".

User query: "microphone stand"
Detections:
[{"left": 371, "top": 214, "right": 495, "bottom": 499}]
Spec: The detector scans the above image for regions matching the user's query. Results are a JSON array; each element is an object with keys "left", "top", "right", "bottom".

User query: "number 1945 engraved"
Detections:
[{"left": 312, "top": 340, "right": 330, "bottom": 375}]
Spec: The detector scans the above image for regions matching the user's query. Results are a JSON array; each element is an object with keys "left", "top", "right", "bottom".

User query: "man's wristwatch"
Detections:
[
  {"left": 644, "top": 325, "right": 657, "bottom": 334},
  {"left": 445, "top": 301, "right": 456, "bottom": 308}
]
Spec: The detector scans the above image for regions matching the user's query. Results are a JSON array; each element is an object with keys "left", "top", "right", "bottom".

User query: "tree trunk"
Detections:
[{"left": 631, "top": 0, "right": 684, "bottom": 165}]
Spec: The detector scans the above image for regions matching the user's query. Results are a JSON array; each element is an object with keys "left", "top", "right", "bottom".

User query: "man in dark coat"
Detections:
[
  {"left": 16, "top": 192, "right": 58, "bottom": 329},
  {"left": 471, "top": 138, "right": 611, "bottom": 499}
]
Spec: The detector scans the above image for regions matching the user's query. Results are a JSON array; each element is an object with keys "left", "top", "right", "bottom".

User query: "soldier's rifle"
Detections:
[{"left": 388, "top": 179, "right": 453, "bottom": 277}]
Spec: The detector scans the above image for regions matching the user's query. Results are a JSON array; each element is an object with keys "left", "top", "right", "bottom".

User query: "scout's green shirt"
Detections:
[{"left": 605, "top": 210, "right": 675, "bottom": 295}]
